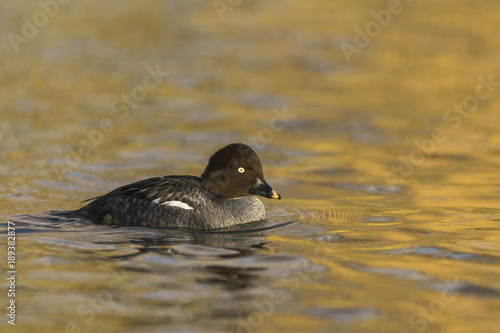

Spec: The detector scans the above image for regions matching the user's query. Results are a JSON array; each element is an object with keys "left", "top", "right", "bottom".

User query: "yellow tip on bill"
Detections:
[{"left": 271, "top": 189, "right": 281, "bottom": 200}]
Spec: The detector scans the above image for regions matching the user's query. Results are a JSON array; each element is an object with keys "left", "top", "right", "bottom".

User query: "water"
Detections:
[{"left": 2, "top": 1, "right": 500, "bottom": 332}]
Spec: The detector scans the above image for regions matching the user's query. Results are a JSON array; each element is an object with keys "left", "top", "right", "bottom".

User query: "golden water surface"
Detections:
[{"left": 1, "top": 1, "right": 500, "bottom": 332}]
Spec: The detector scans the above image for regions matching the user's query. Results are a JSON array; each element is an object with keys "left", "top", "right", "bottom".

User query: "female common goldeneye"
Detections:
[{"left": 69, "top": 143, "right": 281, "bottom": 230}]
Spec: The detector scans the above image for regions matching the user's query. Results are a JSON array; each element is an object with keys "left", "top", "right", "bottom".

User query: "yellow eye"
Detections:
[{"left": 238, "top": 167, "right": 245, "bottom": 173}]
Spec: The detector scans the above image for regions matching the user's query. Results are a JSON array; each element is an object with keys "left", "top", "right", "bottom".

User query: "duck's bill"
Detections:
[{"left": 249, "top": 178, "right": 281, "bottom": 200}]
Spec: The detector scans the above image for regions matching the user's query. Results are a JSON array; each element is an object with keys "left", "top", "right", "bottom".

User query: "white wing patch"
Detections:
[
  {"left": 162, "top": 201, "right": 194, "bottom": 210},
  {"left": 152, "top": 198, "right": 194, "bottom": 210}
]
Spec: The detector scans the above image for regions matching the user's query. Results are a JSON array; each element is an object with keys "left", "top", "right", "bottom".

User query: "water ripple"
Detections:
[{"left": 382, "top": 246, "right": 500, "bottom": 264}]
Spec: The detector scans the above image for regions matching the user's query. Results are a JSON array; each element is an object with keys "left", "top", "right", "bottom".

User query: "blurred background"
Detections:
[{"left": 1, "top": 1, "right": 500, "bottom": 332}]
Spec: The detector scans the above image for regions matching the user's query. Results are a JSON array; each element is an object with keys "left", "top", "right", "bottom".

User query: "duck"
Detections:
[{"left": 68, "top": 143, "right": 281, "bottom": 230}]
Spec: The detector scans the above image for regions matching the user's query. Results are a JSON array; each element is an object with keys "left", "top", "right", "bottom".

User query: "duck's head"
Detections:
[{"left": 200, "top": 143, "right": 281, "bottom": 200}]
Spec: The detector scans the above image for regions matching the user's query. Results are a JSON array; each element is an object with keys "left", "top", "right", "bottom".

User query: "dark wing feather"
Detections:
[
  {"left": 77, "top": 176, "right": 206, "bottom": 227},
  {"left": 87, "top": 176, "right": 201, "bottom": 204}
]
